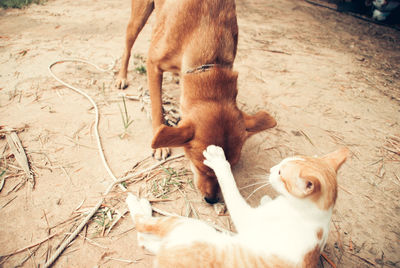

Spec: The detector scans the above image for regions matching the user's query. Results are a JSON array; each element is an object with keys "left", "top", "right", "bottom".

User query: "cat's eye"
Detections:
[{"left": 278, "top": 170, "right": 281, "bottom": 175}]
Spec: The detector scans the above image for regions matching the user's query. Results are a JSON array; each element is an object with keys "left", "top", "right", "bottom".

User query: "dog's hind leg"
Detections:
[{"left": 115, "top": 0, "right": 154, "bottom": 89}]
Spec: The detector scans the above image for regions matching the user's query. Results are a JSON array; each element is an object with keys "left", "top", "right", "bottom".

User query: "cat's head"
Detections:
[{"left": 269, "top": 148, "right": 349, "bottom": 210}]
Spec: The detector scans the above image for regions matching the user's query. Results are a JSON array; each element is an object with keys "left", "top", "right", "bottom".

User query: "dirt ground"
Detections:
[{"left": 0, "top": 0, "right": 399, "bottom": 267}]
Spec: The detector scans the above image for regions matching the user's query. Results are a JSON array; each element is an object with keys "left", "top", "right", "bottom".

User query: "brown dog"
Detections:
[{"left": 116, "top": 0, "right": 276, "bottom": 203}]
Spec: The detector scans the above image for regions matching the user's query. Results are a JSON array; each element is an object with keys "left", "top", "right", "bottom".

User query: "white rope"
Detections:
[{"left": 48, "top": 58, "right": 126, "bottom": 191}]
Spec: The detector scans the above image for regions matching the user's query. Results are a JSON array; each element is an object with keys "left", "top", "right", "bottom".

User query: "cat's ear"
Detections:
[
  {"left": 322, "top": 147, "right": 350, "bottom": 173},
  {"left": 151, "top": 122, "right": 194, "bottom": 149},
  {"left": 296, "top": 176, "right": 320, "bottom": 196},
  {"left": 242, "top": 111, "right": 277, "bottom": 135}
]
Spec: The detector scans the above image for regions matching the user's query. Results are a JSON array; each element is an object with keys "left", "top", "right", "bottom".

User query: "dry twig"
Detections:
[
  {"left": 0, "top": 196, "right": 17, "bottom": 210},
  {"left": 321, "top": 252, "right": 337, "bottom": 268},
  {"left": 1, "top": 232, "right": 60, "bottom": 257},
  {"left": 43, "top": 154, "right": 184, "bottom": 267},
  {"left": 104, "top": 256, "right": 142, "bottom": 264},
  {"left": 105, "top": 209, "right": 128, "bottom": 236},
  {"left": 0, "top": 125, "right": 28, "bottom": 138}
]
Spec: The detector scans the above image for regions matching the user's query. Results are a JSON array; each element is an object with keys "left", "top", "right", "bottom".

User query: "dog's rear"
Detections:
[{"left": 116, "top": 0, "right": 238, "bottom": 87}]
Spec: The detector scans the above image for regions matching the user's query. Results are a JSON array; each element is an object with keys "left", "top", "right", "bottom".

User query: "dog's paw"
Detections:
[
  {"left": 152, "top": 147, "right": 171, "bottom": 160},
  {"left": 115, "top": 76, "right": 128, "bottom": 89},
  {"left": 126, "top": 193, "right": 152, "bottom": 226},
  {"left": 203, "top": 145, "right": 230, "bottom": 172}
]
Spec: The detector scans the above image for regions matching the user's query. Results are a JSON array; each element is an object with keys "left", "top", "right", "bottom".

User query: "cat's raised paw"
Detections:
[
  {"left": 205, "top": 145, "right": 225, "bottom": 158},
  {"left": 203, "top": 145, "right": 229, "bottom": 172}
]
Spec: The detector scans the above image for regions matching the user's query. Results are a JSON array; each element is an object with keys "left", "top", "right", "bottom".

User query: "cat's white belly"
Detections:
[
  {"left": 234, "top": 196, "right": 332, "bottom": 263},
  {"left": 163, "top": 217, "right": 234, "bottom": 249},
  {"left": 157, "top": 212, "right": 329, "bottom": 265},
  {"left": 237, "top": 223, "right": 320, "bottom": 263}
]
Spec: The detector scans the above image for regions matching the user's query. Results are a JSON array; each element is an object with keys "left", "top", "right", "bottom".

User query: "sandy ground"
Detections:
[{"left": 0, "top": 0, "right": 399, "bottom": 267}]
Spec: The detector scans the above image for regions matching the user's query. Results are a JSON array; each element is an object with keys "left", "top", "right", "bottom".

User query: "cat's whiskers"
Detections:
[
  {"left": 245, "top": 183, "right": 271, "bottom": 200},
  {"left": 239, "top": 181, "right": 270, "bottom": 190}
]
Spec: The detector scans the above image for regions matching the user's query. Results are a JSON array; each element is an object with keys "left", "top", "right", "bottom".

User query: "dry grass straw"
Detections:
[
  {"left": 118, "top": 95, "right": 134, "bottom": 139},
  {"left": 0, "top": 127, "right": 38, "bottom": 195},
  {"left": 105, "top": 209, "right": 128, "bottom": 236},
  {"left": 75, "top": 234, "right": 108, "bottom": 249},
  {"left": 90, "top": 205, "right": 128, "bottom": 237},
  {"left": 16, "top": 245, "right": 40, "bottom": 267},
  {"left": 0, "top": 195, "right": 17, "bottom": 210},
  {"left": 42, "top": 153, "right": 184, "bottom": 268},
  {"left": 0, "top": 125, "right": 28, "bottom": 138},
  {"left": 321, "top": 252, "right": 337, "bottom": 268},
  {"left": 0, "top": 170, "right": 5, "bottom": 191},
  {"left": 103, "top": 256, "right": 142, "bottom": 264},
  {"left": 148, "top": 165, "right": 192, "bottom": 199},
  {"left": 64, "top": 135, "right": 97, "bottom": 150},
  {"left": 1, "top": 231, "right": 61, "bottom": 257},
  {"left": 5, "top": 131, "right": 34, "bottom": 188},
  {"left": 121, "top": 86, "right": 180, "bottom": 127},
  {"left": 383, "top": 134, "right": 400, "bottom": 157},
  {"left": 299, "top": 130, "right": 315, "bottom": 147}
]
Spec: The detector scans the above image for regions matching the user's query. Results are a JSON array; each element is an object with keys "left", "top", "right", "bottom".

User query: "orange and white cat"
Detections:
[{"left": 126, "top": 145, "right": 349, "bottom": 267}]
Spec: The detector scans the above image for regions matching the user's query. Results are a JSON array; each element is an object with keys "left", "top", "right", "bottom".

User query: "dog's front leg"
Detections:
[{"left": 147, "top": 60, "right": 171, "bottom": 160}]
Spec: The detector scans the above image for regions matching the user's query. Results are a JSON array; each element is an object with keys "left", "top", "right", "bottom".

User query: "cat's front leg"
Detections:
[{"left": 203, "top": 145, "right": 253, "bottom": 233}]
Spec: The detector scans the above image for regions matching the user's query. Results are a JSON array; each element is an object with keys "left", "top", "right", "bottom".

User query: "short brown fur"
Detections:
[{"left": 116, "top": 0, "right": 276, "bottom": 202}]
